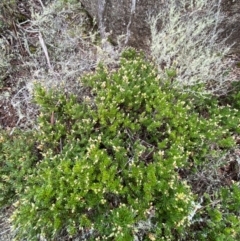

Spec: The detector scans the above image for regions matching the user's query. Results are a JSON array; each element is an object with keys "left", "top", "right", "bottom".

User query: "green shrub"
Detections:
[
  {"left": 185, "top": 184, "right": 240, "bottom": 241},
  {"left": 0, "top": 129, "right": 38, "bottom": 207},
  {"left": 10, "top": 48, "right": 238, "bottom": 240},
  {"left": 220, "top": 81, "right": 240, "bottom": 110},
  {"left": 182, "top": 81, "right": 240, "bottom": 241}
]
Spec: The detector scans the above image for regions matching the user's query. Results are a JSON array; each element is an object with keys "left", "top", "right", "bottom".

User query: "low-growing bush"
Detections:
[
  {"left": 149, "top": 0, "right": 234, "bottom": 95},
  {"left": 184, "top": 184, "right": 240, "bottom": 241},
  {"left": 8, "top": 48, "right": 239, "bottom": 240},
  {"left": 0, "top": 129, "right": 38, "bottom": 207}
]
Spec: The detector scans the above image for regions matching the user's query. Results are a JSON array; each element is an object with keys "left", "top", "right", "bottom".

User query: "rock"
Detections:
[
  {"left": 80, "top": 0, "right": 240, "bottom": 54},
  {"left": 221, "top": 0, "right": 240, "bottom": 54},
  {"left": 80, "top": 0, "right": 162, "bottom": 50}
]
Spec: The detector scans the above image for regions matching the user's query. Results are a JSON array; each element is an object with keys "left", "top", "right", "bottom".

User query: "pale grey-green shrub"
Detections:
[{"left": 149, "top": 0, "right": 233, "bottom": 95}]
